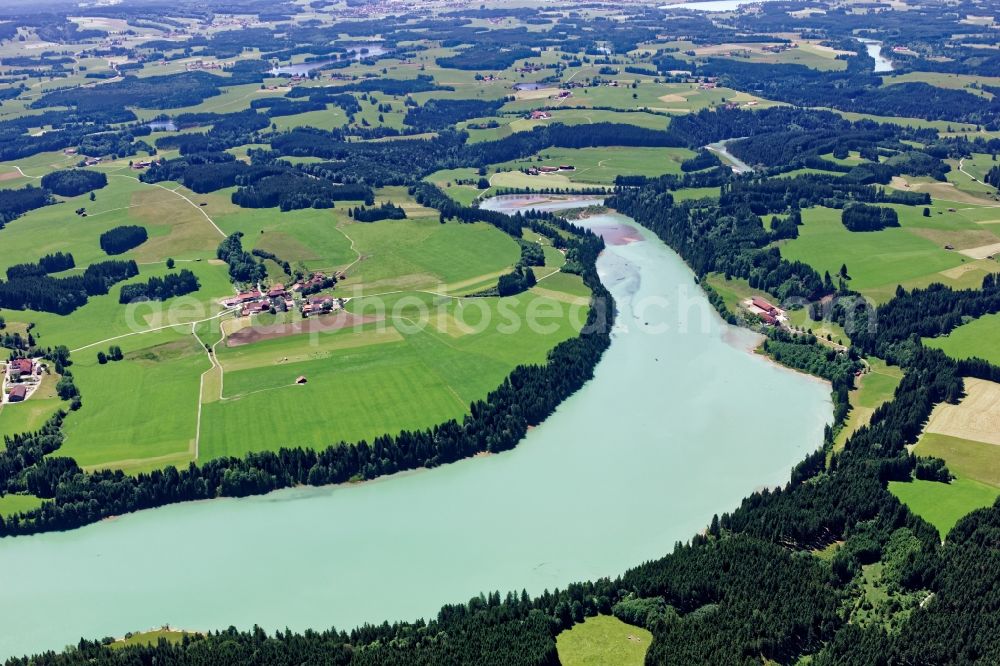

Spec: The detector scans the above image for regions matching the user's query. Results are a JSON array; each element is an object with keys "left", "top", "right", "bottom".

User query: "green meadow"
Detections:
[
  {"left": 0, "top": 372, "right": 64, "bottom": 439},
  {"left": 492, "top": 146, "right": 696, "bottom": 185},
  {"left": 835, "top": 359, "right": 903, "bottom": 450},
  {"left": 925, "top": 312, "right": 1000, "bottom": 365},
  {"left": 0, "top": 493, "right": 45, "bottom": 517},
  {"left": 341, "top": 218, "right": 521, "bottom": 293},
  {"left": 111, "top": 630, "right": 195, "bottom": 649},
  {"left": 889, "top": 478, "right": 1000, "bottom": 537},
  {"left": 462, "top": 108, "right": 671, "bottom": 143},
  {"left": 914, "top": 433, "right": 1000, "bottom": 489},
  {"left": 556, "top": 615, "right": 652, "bottom": 666},
  {"left": 780, "top": 204, "right": 1000, "bottom": 303},
  {"left": 22, "top": 260, "right": 233, "bottom": 351},
  {"left": 61, "top": 327, "right": 209, "bottom": 471},
  {"left": 201, "top": 281, "right": 589, "bottom": 459}
]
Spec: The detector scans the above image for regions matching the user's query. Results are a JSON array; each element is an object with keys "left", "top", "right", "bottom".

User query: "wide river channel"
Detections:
[{"left": 0, "top": 198, "right": 831, "bottom": 658}]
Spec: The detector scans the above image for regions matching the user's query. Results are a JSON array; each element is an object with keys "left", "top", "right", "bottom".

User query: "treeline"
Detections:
[
  {"left": 153, "top": 110, "right": 270, "bottom": 155},
  {"left": 141, "top": 151, "right": 248, "bottom": 193},
  {"left": 284, "top": 75, "right": 446, "bottom": 98},
  {"left": 217, "top": 232, "right": 266, "bottom": 285},
  {"left": 32, "top": 69, "right": 267, "bottom": 112},
  {"left": 6, "top": 252, "right": 75, "bottom": 280},
  {"left": 0, "top": 106, "right": 138, "bottom": 163},
  {"left": 274, "top": 123, "right": 683, "bottom": 187},
  {"left": 403, "top": 98, "right": 505, "bottom": 131},
  {"left": 436, "top": 44, "right": 536, "bottom": 70},
  {"left": 721, "top": 173, "right": 928, "bottom": 217},
  {"left": 142, "top": 152, "right": 374, "bottom": 210},
  {"left": 348, "top": 202, "right": 406, "bottom": 222},
  {"left": 0, "top": 185, "right": 52, "bottom": 229},
  {"left": 118, "top": 270, "right": 199, "bottom": 304},
  {"left": 680, "top": 149, "right": 721, "bottom": 172},
  {"left": 496, "top": 266, "right": 537, "bottom": 297},
  {"left": 231, "top": 171, "right": 370, "bottom": 211},
  {"left": 842, "top": 203, "right": 899, "bottom": 231},
  {"left": 99, "top": 225, "right": 147, "bottom": 255},
  {"left": 700, "top": 56, "right": 1000, "bottom": 127},
  {"left": 986, "top": 165, "right": 1000, "bottom": 191},
  {"left": 847, "top": 275, "right": 1000, "bottom": 360},
  {"left": 38, "top": 169, "right": 107, "bottom": 197},
  {"left": 0, "top": 260, "right": 138, "bottom": 314},
  {"left": 762, "top": 329, "right": 862, "bottom": 426}
]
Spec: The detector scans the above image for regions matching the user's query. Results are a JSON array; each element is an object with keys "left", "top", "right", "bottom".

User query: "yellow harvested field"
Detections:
[
  {"left": 515, "top": 88, "right": 564, "bottom": 101},
  {"left": 890, "top": 176, "right": 996, "bottom": 205},
  {"left": 800, "top": 41, "right": 850, "bottom": 56},
  {"left": 693, "top": 43, "right": 770, "bottom": 56},
  {"left": 939, "top": 261, "right": 996, "bottom": 280},
  {"left": 959, "top": 241, "right": 1000, "bottom": 260},
  {"left": 658, "top": 93, "right": 688, "bottom": 103},
  {"left": 925, "top": 378, "right": 1000, "bottom": 446}
]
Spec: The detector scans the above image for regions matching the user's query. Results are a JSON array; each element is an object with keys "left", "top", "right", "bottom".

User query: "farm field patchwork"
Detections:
[
  {"left": 492, "top": 146, "right": 696, "bottom": 186},
  {"left": 14, "top": 202, "right": 589, "bottom": 472},
  {"left": 780, "top": 204, "right": 1000, "bottom": 303},
  {"left": 200, "top": 275, "right": 589, "bottom": 459},
  {"left": 914, "top": 433, "right": 1000, "bottom": 489},
  {"left": 892, "top": 378, "right": 1000, "bottom": 533}
]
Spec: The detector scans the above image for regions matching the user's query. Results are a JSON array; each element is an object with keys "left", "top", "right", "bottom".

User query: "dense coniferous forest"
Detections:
[
  {"left": 6, "top": 253, "right": 75, "bottom": 280},
  {"left": 38, "top": 169, "right": 107, "bottom": 197},
  {"left": 98, "top": 225, "right": 148, "bottom": 255},
  {"left": 435, "top": 45, "right": 536, "bottom": 70},
  {"left": 118, "top": 270, "right": 199, "bottom": 303},
  {"left": 217, "top": 232, "right": 267, "bottom": 284},
  {"left": 349, "top": 202, "right": 406, "bottom": 222},
  {"left": 403, "top": 98, "right": 506, "bottom": 131},
  {"left": 841, "top": 202, "right": 900, "bottom": 231},
  {"left": 0, "top": 260, "right": 138, "bottom": 314},
  {"left": 0, "top": 186, "right": 52, "bottom": 229}
]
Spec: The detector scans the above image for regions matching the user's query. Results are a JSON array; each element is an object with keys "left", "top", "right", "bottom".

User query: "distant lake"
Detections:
[
  {"left": 146, "top": 120, "right": 177, "bottom": 131},
  {"left": 269, "top": 45, "right": 388, "bottom": 76},
  {"left": 0, "top": 198, "right": 830, "bottom": 659},
  {"left": 861, "top": 39, "right": 894, "bottom": 73},
  {"left": 513, "top": 82, "right": 548, "bottom": 91}
]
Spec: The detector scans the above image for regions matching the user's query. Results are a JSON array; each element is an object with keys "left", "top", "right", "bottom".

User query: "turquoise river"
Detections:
[{"left": 0, "top": 202, "right": 831, "bottom": 657}]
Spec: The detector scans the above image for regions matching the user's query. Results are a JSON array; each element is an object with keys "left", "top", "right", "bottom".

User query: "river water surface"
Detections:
[
  {"left": 861, "top": 40, "right": 894, "bottom": 73},
  {"left": 0, "top": 200, "right": 831, "bottom": 658}
]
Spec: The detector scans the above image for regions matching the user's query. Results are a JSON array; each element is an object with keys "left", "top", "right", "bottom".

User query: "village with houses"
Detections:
[{"left": 222, "top": 271, "right": 346, "bottom": 320}]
